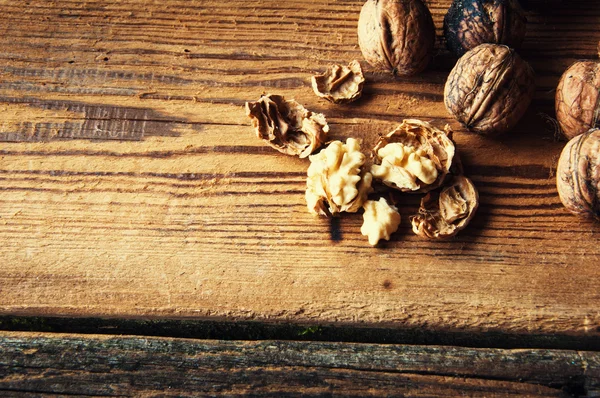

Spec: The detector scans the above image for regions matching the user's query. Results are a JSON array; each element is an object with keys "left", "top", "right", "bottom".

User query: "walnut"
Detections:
[
  {"left": 245, "top": 94, "right": 329, "bottom": 158},
  {"left": 370, "top": 119, "right": 456, "bottom": 193},
  {"left": 357, "top": 0, "right": 435, "bottom": 76},
  {"left": 361, "top": 198, "right": 401, "bottom": 245},
  {"left": 411, "top": 175, "right": 479, "bottom": 239},
  {"left": 444, "top": 0, "right": 527, "bottom": 57},
  {"left": 311, "top": 60, "right": 365, "bottom": 104},
  {"left": 306, "top": 138, "right": 373, "bottom": 216},
  {"left": 444, "top": 44, "right": 535, "bottom": 135},
  {"left": 555, "top": 61, "right": 600, "bottom": 140},
  {"left": 556, "top": 128, "right": 600, "bottom": 219}
]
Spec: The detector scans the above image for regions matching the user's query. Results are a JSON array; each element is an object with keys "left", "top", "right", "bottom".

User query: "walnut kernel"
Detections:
[
  {"left": 555, "top": 61, "right": 600, "bottom": 139},
  {"left": 411, "top": 175, "right": 479, "bottom": 239},
  {"left": 361, "top": 198, "right": 401, "bottom": 246},
  {"left": 306, "top": 138, "right": 373, "bottom": 216},
  {"left": 245, "top": 94, "right": 329, "bottom": 158},
  {"left": 311, "top": 60, "right": 365, "bottom": 104},
  {"left": 371, "top": 119, "right": 456, "bottom": 193},
  {"left": 556, "top": 128, "right": 600, "bottom": 219},
  {"left": 444, "top": 44, "right": 535, "bottom": 135},
  {"left": 357, "top": 0, "right": 435, "bottom": 75}
]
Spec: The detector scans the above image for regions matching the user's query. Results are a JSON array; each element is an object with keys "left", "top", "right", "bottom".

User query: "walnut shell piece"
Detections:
[
  {"left": 444, "top": 44, "right": 535, "bottom": 135},
  {"left": 361, "top": 198, "right": 401, "bottom": 246},
  {"left": 556, "top": 129, "right": 600, "bottom": 219},
  {"left": 555, "top": 61, "right": 600, "bottom": 140},
  {"left": 311, "top": 60, "right": 365, "bottom": 104},
  {"left": 357, "top": 0, "right": 435, "bottom": 76},
  {"left": 306, "top": 138, "right": 373, "bottom": 216},
  {"left": 443, "top": 0, "right": 527, "bottom": 57},
  {"left": 245, "top": 94, "right": 329, "bottom": 158},
  {"left": 411, "top": 175, "right": 479, "bottom": 239},
  {"left": 370, "top": 119, "right": 456, "bottom": 193}
]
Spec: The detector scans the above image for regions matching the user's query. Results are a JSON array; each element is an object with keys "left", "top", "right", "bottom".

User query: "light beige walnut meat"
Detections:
[
  {"left": 311, "top": 60, "right": 365, "bottom": 104},
  {"left": 306, "top": 138, "right": 373, "bottom": 216},
  {"left": 245, "top": 94, "right": 329, "bottom": 158},
  {"left": 361, "top": 198, "right": 401, "bottom": 246},
  {"left": 371, "top": 119, "right": 455, "bottom": 193},
  {"left": 411, "top": 175, "right": 479, "bottom": 239}
]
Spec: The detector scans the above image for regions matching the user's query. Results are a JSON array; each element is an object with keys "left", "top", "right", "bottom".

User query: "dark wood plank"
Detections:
[
  {"left": 0, "top": 0, "right": 599, "bottom": 337},
  {"left": 1, "top": 331, "right": 598, "bottom": 396}
]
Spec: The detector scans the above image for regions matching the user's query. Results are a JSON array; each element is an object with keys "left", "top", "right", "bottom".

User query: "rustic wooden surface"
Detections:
[
  {"left": 0, "top": 0, "right": 599, "bottom": 337},
  {"left": 0, "top": 331, "right": 598, "bottom": 396}
]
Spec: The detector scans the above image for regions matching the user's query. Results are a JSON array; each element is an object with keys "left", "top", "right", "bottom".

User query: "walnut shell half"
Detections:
[
  {"left": 444, "top": 0, "right": 527, "bottom": 57},
  {"left": 556, "top": 128, "right": 600, "bottom": 219},
  {"left": 311, "top": 60, "right": 365, "bottom": 104},
  {"left": 444, "top": 44, "right": 535, "bottom": 135},
  {"left": 555, "top": 61, "right": 600, "bottom": 140},
  {"left": 245, "top": 94, "right": 329, "bottom": 158},
  {"left": 357, "top": 0, "right": 435, "bottom": 76},
  {"left": 370, "top": 119, "right": 456, "bottom": 193},
  {"left": 411, "top": 175, "right": 479, "bottom": 239}
]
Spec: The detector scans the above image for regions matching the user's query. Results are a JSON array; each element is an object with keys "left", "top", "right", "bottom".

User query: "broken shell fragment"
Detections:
[
  {"left": 245, "top": 94, "right": 329, "bottom": 158},
  {"left": 371, "top": 119, "right": 456, "bottom": 193},
  {"left": 311, "top": 60, "right": 365, "bottom": 104},
  {"left": 411, "top": 175, "right": 479, "bottom": 239},
  {"left": 361, "top": 197, "right": 401, "bottom": 246},
  {"left": 306, "top": 138, "right": 373, "bottom": 216}
]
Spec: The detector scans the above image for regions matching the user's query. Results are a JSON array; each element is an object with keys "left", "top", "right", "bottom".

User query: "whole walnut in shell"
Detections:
[
  {"left": 370, "top": 119, "right": 456, "bottom": 193},
  {"left": 555, "top": 61, "right": 600, "bottom": 139},
  {"left": 245, "top": 94, "right": 328, "bottom": 158},
  {"left": 357, "top": 0, "right": 435, "bottom": 76},
  {"left": 311, "top": 60, "right": 365, "bottom": 104},
  {"left": 556, "top": 129, "right": 600, "bottom": 219},
  {"left": 444, "top": 44, "right": 535, "bottom": 135},
  {"left": 411, "top": 175, "right": 479, "bottom": 239},
  {"left": 444, "top": 0, "right": 527, "bottom": 57}
]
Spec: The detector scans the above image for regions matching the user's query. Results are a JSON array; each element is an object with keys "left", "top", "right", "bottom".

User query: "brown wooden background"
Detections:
[{"left": 0, "top": 0, "right": 599, "bottom": 395}]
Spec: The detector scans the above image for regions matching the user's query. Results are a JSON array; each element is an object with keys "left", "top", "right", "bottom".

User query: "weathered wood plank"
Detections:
[
  {"left": 0, "top": 331, "right": 598, "bottom": 396},
  {"left": 0, "top": 0, "right": 599, "bottom": 336}
]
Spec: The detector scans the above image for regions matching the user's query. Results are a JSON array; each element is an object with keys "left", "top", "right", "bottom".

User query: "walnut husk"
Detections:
[
  {"left": 444, "top": 0, "right": 527, "bottom": 57},
  {"left": 411, "top": 175, "right": 479, "bottom": 239},
  {"left": 311, "top": 60, "right": 365, "bottom": 104},
  {"left": 555, "top": 61, "right": 600, "bottom": 140},
  {"left": 357, "top": 0, "right": 435, "bottom": 76},
  {"left": 371, "top": 119, "right": 456, "bottom": 193},
  {"left": 556, "top": 128, "right": 600, "bottom": 219},
  {"left": 245, "top": 94, "right": 329, "bottom": 158},
  {"left": 444, "top": 44, "right": 535, "bottom": 135}
]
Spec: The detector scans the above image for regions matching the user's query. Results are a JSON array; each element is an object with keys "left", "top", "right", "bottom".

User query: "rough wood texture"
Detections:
[
  {"left": 0, "top": 1, "right": 599, "bottom": 336},
  {"left": 0, "top": 331, "right": 598, "bottom": 396}
]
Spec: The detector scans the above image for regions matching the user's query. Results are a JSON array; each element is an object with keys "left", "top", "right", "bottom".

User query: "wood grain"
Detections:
[
  {"left": 0, "top": 331, "right": 598, "bottom": 396},
  {"left": 0, "top": 0, "right": 599, "bottom": 336}
]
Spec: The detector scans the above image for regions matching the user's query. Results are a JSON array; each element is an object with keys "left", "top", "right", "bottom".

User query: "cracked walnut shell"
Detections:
[
  {"left": 556, "top": 129, "right": 600, "bottom": 219},
  {"left": 444, "top": 44, "right": 535, "bottom": 135},
  {"left": 245, "top": 94, "right": 329, "bottom": 158},
  {"left": 444, "top": 0, "right": 527, "bottom": 57},
  {"left": 411, "top": 175, "right": 479, "bottom": 239},
  {"left": 306, "top": 138, "right": 373, "bottom": 216},
  {"left": 357, "top": 0, "right": 435, "bottom": 76},
  {"left": 370, "top": 119, "right": 456, "bottom": 193},
  {"left": 555, "top": 61, "right": 600, "bottom": 140},
  {"left": 311, "top": 60, "right": 365, "bottom": 104},
  {"left": 361, "top": 198, "right": 402, "bottom": 246}
]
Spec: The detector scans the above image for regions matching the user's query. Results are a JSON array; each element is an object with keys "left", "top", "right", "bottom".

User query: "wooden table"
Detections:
[{"left": 0, "top": 0, "right": 599, "bottom": 395}]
